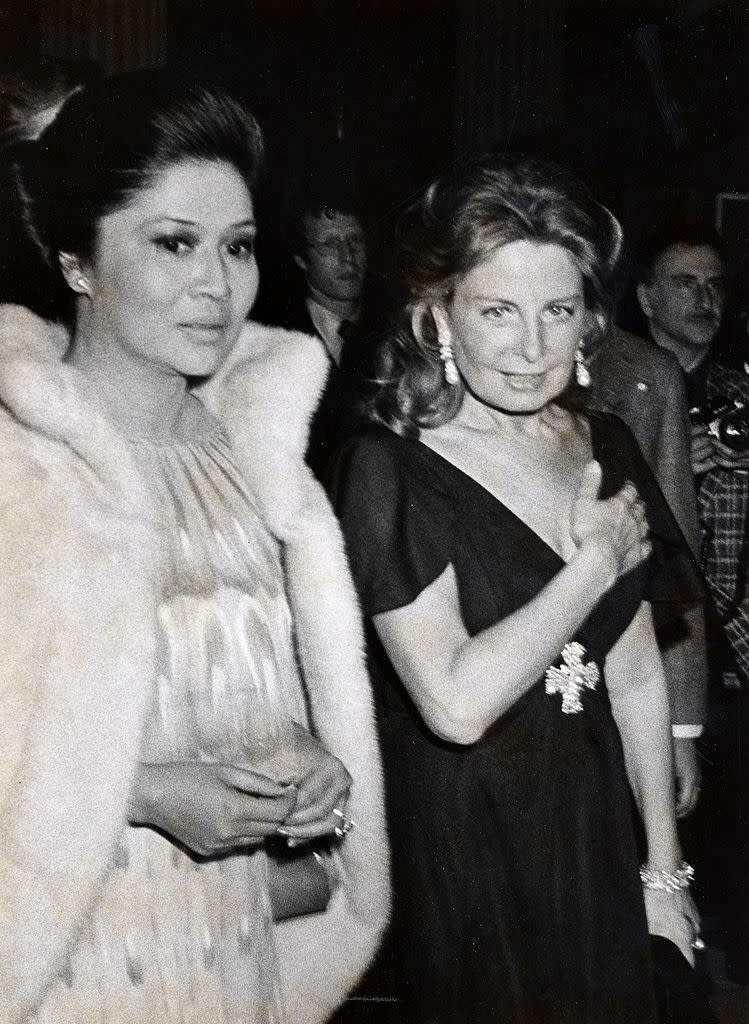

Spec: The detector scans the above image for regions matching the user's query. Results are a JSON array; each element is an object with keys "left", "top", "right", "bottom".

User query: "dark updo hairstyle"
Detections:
[
  {"left": 368, "top": 154, "right": 623, "bottom": 437},
  {"left": 12, "top": 71, "right": 264, "bottom": 319}
]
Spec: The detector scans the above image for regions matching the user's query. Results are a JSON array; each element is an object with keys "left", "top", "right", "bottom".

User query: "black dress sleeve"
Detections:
[
  {"left": 593, "top": 412, "right": 705, "bottom": 612},
  {"left": 331, "top": 430, "right": 454, "bottom": 617}
]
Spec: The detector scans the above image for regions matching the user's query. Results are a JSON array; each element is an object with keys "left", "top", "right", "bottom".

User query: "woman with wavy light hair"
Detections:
[{"left": 333, "top": 155, "right": 701, "bottom": 1024}]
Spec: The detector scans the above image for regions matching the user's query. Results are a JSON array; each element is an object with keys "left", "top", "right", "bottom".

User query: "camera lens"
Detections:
[{"left": 718, "top": 408, "right": 749, "bottom": 452}]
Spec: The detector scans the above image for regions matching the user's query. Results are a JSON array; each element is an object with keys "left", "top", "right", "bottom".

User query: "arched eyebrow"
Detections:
[{"left": 143, "top": 217, "right": 257, "bottom": 229}]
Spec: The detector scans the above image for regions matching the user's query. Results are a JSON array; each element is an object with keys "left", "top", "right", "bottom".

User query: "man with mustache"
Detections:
[
  {"left": 637, "top": 223, "right": 749, "bottom": 680},
  {"left": 636, "top": 224, "right": 749, "bottom": 686},
  {"left": 638, "top": 223, "right": 749, "bottom": 983},
  {"left": 636, "top": 226, "right": 729, "bottom": 462}
]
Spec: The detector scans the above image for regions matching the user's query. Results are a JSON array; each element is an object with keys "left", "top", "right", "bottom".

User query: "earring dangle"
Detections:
[
  {"left": 440, "top": 344, "right": 460, "bottom": 386},
  {"left": 574, "top": 345, "right": 591, "bottom": 388},
  {"left": 436, "top": 325, "right": 459, "bottom": 386}
]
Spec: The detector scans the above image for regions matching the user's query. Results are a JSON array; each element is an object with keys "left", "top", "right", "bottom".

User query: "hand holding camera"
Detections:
[{"left": 689, "top": 399, "right": 749, "bottom": 474}]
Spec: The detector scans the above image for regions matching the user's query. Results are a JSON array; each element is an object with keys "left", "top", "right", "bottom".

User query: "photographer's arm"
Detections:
[
  {"left": 706, "top": 577, "right": 749, "bottom": 683},
  {"left": 690, "top": 422, "right": 718, "bottom": 474},
  {"left": 712, "top": 440, "right": 749, "bottom": 472}
]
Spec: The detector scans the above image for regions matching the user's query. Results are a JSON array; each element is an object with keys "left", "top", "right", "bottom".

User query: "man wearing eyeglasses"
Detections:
[
  {"left": 638, "top": 222, "right": 749, "bottom": 984},
  {"left": 267, "top": 183, "right": 369, "bottom": 479}
]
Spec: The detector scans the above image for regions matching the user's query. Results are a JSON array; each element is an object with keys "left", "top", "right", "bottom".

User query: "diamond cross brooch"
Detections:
[{"left": 544, "top": 641, "right": 600, "bottom": 714}]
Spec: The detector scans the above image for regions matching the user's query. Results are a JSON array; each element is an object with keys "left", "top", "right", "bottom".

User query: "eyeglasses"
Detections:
[{"left": 309, "top": 235, "right": 366, "bottom": 258}]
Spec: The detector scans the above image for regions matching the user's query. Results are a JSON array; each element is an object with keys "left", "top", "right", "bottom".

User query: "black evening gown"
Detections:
[{"left": 333, "top": 412, "right": 701, "bottom": 1024}]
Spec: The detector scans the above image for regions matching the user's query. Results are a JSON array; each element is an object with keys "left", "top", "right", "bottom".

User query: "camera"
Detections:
[{"left": 689, "top": 398, "right": 749, "bottom": 453}]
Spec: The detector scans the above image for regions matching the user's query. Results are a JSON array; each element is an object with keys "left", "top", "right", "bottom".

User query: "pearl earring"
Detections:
[
  {"left": 574, "top": 344, "right": 591, "bottom": 388},
  {"left": 436, "top": 321, "right": 459, "bottom": 386}
]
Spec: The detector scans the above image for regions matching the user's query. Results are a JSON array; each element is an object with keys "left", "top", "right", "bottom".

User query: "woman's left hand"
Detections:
[
  {"left": 643, "top": 887, "right": 701, "bottom": 966},
  {"left": 278, "top": 725, "right": 353, "bottom": 843}
]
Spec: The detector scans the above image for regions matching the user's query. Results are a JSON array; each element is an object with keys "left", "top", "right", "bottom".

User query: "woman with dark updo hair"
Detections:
[
  {"left": 0, "top": 72, "right": 387, "bottom": 1023},
  {"left": 333, "top": 156, "right": 702, "bottom": 1023}
]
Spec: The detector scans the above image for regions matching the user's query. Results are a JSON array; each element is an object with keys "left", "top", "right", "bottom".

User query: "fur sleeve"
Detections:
[
  {"left": 0, "top": 414, "right": 160, "bottom": 1021},
  {"left": 274, "top": 474, "right": 390, "bottom": 1024}
]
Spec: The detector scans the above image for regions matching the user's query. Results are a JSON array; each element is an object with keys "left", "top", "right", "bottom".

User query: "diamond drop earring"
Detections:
[
  {"left": 436, "top": 320, "right": 459, "bottom": 386},
  {"left": 574, "top": 344, "right": 591, "bottom": 388}
]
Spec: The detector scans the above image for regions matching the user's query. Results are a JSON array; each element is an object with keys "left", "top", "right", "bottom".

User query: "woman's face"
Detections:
[
  {"left": 440, "top": 240, "right": 587, "bottom": 414},
  {"left": 81, "top": 159, "right": 258, "bottom": 378}
]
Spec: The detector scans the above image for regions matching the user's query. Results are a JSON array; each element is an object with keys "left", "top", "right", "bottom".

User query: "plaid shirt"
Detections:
[{"left": 695, "top": 362, "right": 749, "bottom": 683}]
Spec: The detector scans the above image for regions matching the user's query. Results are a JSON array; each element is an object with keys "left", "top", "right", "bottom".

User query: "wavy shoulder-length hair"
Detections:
[{"left": 366, "top": 155, "right": 623, "bottom": 437}]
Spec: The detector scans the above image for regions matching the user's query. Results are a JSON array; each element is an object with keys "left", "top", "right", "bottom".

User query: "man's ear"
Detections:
[
  {"left": 636, "top": 282, "right": 653, "bottom": 319},
  {"left": 58, "top": 251, "right": 91, "bottom": 296}
]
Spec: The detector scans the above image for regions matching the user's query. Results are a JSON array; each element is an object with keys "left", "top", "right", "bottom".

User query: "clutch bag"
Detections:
[
  {"left": 267, "top": 842, "right": 332, "bottom": 922},
  {"left": 650, "top": 936, "right": 717, "bottom": 1024}
]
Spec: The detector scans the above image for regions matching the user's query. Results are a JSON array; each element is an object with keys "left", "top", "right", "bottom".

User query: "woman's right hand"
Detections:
[
  {"left": 128, "top": 761, "right": 299, "bottom": 857},
  {"left": 644, "top": 886, "right": 701, "bottom": 967},
  {"left": 569, "top": 460, "right": 651, "bottom": 579}
]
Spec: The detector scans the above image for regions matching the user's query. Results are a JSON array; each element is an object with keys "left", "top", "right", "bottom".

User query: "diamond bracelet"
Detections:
[{"left": 640, "top": 861, "right": 694, "bottom": 894}]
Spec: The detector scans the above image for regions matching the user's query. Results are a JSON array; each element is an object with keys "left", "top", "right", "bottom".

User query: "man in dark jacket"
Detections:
[
  {"left": 637, "top": 221, "right": 749, "bottom": 983},
  {"left": 273, "top": 184, "right": 369, "bottom": 480}
]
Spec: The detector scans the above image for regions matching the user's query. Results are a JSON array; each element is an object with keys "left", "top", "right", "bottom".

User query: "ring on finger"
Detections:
[{"left": 333, "top": 807, "right": 356, "bottom": 839}]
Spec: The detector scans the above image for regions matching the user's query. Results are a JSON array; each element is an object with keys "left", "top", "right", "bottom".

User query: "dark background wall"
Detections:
[
  {"left": 1, "top": 0, "right": 747, "bottom": 342},
  {"left": 4, "top": 0, "right": 746, "bottom": 203}
]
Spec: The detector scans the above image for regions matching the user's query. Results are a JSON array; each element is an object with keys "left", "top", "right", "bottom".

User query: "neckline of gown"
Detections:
[{"left": 391, "top": 412, "right": 613, "bottom": 569}]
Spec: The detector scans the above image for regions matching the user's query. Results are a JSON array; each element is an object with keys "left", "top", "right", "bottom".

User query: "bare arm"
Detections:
[
  {"left": 375, "top": 541, "right": 618, "bottom": 744},
  {"left": 373, "top": 463, "right": 650, "bottom": 744},
  {"left": 605, "top": 600, "right": 699, "bottom": 961},
  {"left": 605, "top": 602, "right": 680, "bottom": 868}
]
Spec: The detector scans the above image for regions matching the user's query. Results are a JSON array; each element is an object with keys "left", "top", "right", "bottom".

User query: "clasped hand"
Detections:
[
  {"left": 129, "top": 727, "right": 352, "bottom": 858},
  {"left": 569, "top": 461, "right": 651, "bottom": 577},
  {"left": 691, "top": 422, "right": 749, "bottom": 474}
]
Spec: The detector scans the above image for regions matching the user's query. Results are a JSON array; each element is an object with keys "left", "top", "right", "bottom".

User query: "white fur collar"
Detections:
[
  {"left": 0, "top": 308, "right": 330, "bottom": 538},
  {"left": 197, "top": 320, "right": 330, "bottom": 539}
]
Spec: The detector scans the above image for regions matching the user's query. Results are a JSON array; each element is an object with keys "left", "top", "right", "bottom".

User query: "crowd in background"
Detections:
[
  {"left": 0, "top": 43, "right": 747, "bottom": 1024},
  {"left": 257, "top": 138, "right": 749, "bottom": 1012}
]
